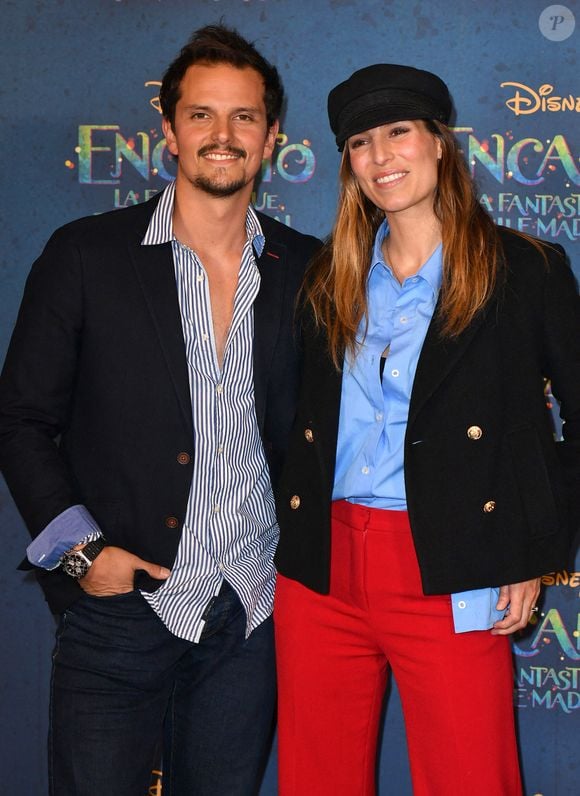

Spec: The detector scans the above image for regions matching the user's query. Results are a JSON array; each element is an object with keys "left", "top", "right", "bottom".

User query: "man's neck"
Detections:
[{"left": 171, "top": 177, "right": 254, "bottom": 259}]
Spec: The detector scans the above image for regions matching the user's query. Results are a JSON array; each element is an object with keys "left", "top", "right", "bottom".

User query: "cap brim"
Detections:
[{"left": 336, "top": 105, "right": 438, "bottom": 150}]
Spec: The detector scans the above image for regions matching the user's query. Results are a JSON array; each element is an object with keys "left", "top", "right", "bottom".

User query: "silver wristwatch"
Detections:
[{"left": 61, "top": 537, "right": 107, "bottom": 579}]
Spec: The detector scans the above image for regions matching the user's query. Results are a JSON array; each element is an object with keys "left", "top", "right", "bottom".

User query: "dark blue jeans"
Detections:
[{"left": 49, "top": 581, "right": 276, "bottom": 795}]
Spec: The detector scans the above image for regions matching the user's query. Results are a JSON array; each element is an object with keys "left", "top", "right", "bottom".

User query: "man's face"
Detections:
[{"left": 163, "top": 62, "right": 278, "bottom": 199}]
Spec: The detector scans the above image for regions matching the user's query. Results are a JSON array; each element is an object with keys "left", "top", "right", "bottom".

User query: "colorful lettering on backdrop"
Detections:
[
  {"left": 67, "top": 83, "right": 315, "bottom": 228},
  {"left": 515, "top": 592, "right": 580, "bottom": 713},
  {"left": 64, "top": 78, "right": 580, "bottom": 247},
  {"left": 453, "top": 79, "right": 580, "bottom": 241}
]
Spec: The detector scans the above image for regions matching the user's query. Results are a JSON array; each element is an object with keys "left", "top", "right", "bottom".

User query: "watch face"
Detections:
[{"left": 62, "top": 553, "right": 90, "bottom": 579}]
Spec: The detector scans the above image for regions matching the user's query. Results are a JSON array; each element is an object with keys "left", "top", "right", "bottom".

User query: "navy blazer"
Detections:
[
  {"left": 275, "top": 229, "right": 580, "bottom": 595},
  {"left": 0, "top": 193, "right": 321, "bottom": 613}
]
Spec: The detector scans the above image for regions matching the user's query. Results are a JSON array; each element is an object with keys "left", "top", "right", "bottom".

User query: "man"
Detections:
[{"left": 0, "top": 25, "right": 320, "bottom": 795}]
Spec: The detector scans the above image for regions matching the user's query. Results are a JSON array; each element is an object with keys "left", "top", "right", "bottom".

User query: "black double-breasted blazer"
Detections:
[
  {"left": 0, "top": 192, "right": 321, "bottom": 613},
  {"left": 274, "top": 229, "right": 580, "bottom": 595}
]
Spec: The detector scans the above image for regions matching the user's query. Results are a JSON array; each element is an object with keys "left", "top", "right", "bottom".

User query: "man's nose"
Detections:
[{"left": 211, "top": 116, "right": 234, "bottom": 143}]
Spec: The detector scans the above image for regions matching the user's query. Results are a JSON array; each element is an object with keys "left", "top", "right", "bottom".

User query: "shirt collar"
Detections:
[
  {"left": 141, "top": 180, "right": 265, "bottom": 257},
  {"left": 370, "top": 218, "right": 443, "bottom": 298}
]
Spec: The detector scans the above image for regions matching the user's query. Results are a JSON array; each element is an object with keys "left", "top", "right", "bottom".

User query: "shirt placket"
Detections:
[
  {"left": 189, "top": 252, "right": 221, "bottom": 554},
  {"left": 207, "top": 244, "right": 260, "bottom": 565},
  {"left": 360, "top": 266, "right": 395, "bottom": 484}
]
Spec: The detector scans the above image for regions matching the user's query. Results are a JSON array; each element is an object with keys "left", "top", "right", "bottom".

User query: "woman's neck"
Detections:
[{"left": 382, "top": 212, "right": 442, "bottom": 284}]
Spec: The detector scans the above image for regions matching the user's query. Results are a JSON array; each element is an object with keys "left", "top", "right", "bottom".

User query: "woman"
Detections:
[{"left": 273, "top": 64, "right": 580, "bottom": 795}]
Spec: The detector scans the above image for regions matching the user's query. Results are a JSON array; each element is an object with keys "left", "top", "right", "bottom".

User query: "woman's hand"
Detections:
[{"left": 490, "top": 578, "right": 541, "bottom": 635}]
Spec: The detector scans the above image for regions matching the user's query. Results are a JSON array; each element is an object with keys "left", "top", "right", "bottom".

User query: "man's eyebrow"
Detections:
[
  {"left": 181, "top": 104, "right": 263, "bottom": 114},
  {"left": 181, "top": 104, "right": 211, "bottom": 112},
  {"left": 231, "top": 105, "right": 263, "bottom": 114}
]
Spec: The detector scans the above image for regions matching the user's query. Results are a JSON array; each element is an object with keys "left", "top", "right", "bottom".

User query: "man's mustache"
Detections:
[{"left": 198, "top": 144, "right": 247, "bottom": 159}]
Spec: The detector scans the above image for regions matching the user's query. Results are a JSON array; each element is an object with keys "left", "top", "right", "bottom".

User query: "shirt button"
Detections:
[
  {"left": 176, "top": 452, "right": 191, "bottom": 465},
  {"left": 400, "top": 316, "right": 408, "bottom": 324},
  {"left": 375, "top": 412, "right": 383, "bottom": 422},
  {"left": 197, "top": 273, "right": 204, "bottom": 282},
  {"left": 361, "top": 465, "right": 370, "bottom": 475},
  {"left": 165, "top": 516, "right": 179, "bottom": 529},
  {"left": 217, "top": 445, "right": 224, "bottom": 455},
  {"left": 213, "top": 504, "right": 220, "bottom": 513},
  {"left": 391, "top": 369, "right": 400, "bottom": 378},
  {"left": 458, "top": 600, "right": 467, "bottom": 609},
  {"left": 202, "top": 333, "right": 209, "bottom": 342},
  {"left": 216, "top": 384, "right": 223, "bottom": 394}
]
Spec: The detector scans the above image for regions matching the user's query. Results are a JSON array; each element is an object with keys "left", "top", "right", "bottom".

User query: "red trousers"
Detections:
[{"left": 274, "top": 500, "right": 522, "bottom": 795}]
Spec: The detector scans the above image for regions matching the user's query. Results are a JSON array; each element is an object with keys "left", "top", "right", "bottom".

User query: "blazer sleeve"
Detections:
[
  {"left": 541, "top": 244, "right": 580, "bottom": 526},
  {"left": 0, "top": 226, "right": 85, "bottom": 537}
]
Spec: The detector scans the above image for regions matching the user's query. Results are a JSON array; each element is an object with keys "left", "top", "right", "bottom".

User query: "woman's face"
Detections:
[{"left": 347, "top": 119, "right": 442, "bottom": 219}]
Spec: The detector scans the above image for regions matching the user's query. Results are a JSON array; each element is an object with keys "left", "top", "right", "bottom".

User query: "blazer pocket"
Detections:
[{"left": 507, "top": 426, "right": 558, "bottom": 538}]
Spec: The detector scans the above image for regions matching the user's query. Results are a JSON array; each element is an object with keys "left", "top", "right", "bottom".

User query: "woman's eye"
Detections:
[
  {"left": 390, "top": 126, "right": 409, "bottom": 137},
  {"left": 350, "top": 138, "right": 367, "bottom": 149}
]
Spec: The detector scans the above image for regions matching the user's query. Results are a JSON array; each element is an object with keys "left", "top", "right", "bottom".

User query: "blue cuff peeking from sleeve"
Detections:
[
  {"left": 26, "top": 505, "right": 103, "bottom": 570},
  {"left": 451, "top": 587, "right": 504, "bottom": 633}
]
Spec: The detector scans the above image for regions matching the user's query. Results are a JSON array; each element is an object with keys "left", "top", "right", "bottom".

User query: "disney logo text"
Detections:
[{"left": 501, "top": 82, "right": 580, "bottom": 116}]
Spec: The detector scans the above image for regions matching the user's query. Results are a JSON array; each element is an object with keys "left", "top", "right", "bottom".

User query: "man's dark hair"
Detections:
[{"left": 160, "top": 24, "right": 284, "bottom": 128}]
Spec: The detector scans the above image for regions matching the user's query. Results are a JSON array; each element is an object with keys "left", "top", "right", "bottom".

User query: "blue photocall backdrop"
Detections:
[{"left": 1, "top": 1, "right": 578, "bottom": 793}]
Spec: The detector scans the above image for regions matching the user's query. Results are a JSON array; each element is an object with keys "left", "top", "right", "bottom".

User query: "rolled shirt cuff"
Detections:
[
  {"left": 26, "top": 505, "right": 103, "bottom": 570},
  {"left": 451, "top": 587, "right": 504, "bottom": 633}
]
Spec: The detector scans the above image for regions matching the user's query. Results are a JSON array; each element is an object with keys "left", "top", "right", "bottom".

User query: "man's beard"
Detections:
[
  {"left": 193, "top": 144, "right": 248, "bottom": 198},
  {"left": 192, "top": 173, "right": 248, "bottom": 198}
]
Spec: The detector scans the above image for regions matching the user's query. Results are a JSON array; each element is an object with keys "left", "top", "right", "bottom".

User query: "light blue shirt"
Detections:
[{"left": 332, "top": 220, "right": 504, "bottom": 633}]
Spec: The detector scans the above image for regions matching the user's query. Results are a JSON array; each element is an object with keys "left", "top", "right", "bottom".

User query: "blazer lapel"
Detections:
[
  {"left": 128, "top": 234, "right": 193, "bottom": 435},
  {"left": 408, "top": 298, "right": 489, "bottom": 427},
  {"left": 253, "top": 241, "right": 287, "bottom": 432}
]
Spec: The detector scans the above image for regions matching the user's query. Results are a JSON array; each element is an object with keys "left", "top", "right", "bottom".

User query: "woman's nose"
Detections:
[{"left": 371, "top": 139, "right": 393, "bottom": 164}]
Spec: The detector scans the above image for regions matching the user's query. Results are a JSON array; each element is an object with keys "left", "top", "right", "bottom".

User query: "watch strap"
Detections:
[{"left": 78, "top": 537, "right": 107, "bottom": 563}]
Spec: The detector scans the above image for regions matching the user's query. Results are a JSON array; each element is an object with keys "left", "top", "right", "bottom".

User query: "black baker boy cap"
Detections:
[{"left": 328, "top": 63, "right": 452, "bottom": 151}]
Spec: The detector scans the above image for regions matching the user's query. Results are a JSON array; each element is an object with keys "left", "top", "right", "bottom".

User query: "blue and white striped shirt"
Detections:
[
  {"left": 27, "top": 182, "right": 278, "bottom": 643},
  {"left": 141, "top": 182, "right": 278, "bottom": 641}
]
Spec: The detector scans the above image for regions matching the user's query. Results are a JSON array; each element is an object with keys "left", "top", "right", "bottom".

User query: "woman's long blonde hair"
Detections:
[{"left": 304, "top": 120, "right": 504, "bottom": 368}]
